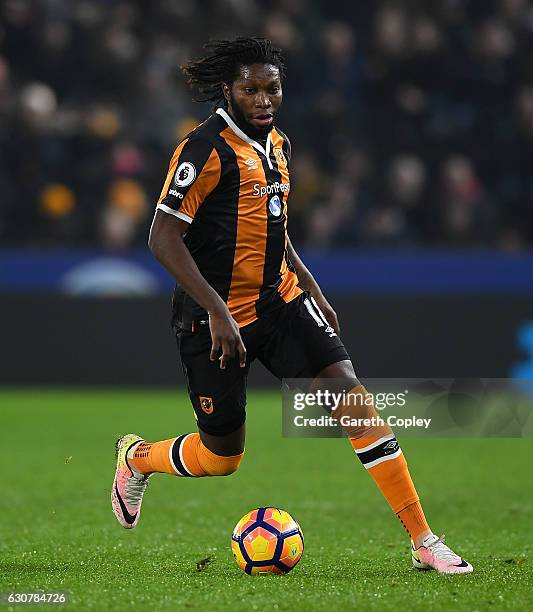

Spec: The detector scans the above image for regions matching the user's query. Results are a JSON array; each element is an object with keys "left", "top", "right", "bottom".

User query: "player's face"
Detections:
[{"left": 224, "top": 63, "right": 282, "bottom": 135}]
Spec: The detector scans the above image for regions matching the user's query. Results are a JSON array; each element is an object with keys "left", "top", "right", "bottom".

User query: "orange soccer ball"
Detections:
[{"left": 231, "top": 507, "right": 304, "bottom": 575}]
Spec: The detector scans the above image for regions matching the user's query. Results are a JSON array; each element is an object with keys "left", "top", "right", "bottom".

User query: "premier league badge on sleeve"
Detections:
[{"left": 174, "top": 162, "right": 196, "bottom": 187}]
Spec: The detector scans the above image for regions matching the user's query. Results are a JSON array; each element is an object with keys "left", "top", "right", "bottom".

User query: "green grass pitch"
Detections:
[{"left": 1, "top": 389, "right": 532, "bottom": 611}]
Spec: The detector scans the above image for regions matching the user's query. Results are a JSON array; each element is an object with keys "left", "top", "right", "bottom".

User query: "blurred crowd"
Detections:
[{"left": 1, "top": 0, "right": 533, "bottom": 251}]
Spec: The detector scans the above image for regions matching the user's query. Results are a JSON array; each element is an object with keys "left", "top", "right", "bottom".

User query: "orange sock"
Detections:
[
  {"left": 337, "top": 385, "right": 431, "bottom": 544},
  {"left": 129, "top": 433, "right": 243, "bottom": 477},
  {"left": 397, "top": 501, "right": 431, "bottom": 545},
  {"left": 129, "top": 439, "right": 174, "bottom": 474},
  {"left": 350, "top": 435, "right": 431, "bottom": 544}
]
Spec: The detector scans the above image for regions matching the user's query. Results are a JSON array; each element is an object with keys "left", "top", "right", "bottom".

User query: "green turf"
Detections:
[{"left": 1, "top": 389, "right": 532, "bottom": 611}]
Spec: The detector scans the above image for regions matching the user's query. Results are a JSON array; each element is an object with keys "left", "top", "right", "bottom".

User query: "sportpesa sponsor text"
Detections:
[
  {"left": 253, "top": 182, "right": 290, "bottom": 197},
  {"left": 168, "top": 181, "right": 290, "bottom": 200}
]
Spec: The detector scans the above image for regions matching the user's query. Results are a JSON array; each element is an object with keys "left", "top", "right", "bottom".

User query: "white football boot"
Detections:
[{"left": 412, "top": 534, "right": 473, "bottom": 574}]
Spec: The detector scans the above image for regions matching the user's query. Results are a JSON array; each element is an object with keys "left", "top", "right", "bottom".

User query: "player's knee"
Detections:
[
  {"left": 333, "top": 383, "right": 394, "bottom": 439},
  {"left": 211, "top": 451, "right": 244, "bottom": 476},
  {"left": 198, "top": 441, "right": 244, "bottom": 476}
]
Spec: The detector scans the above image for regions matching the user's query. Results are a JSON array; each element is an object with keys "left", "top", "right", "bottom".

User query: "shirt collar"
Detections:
[{"left": 216, "top": 107, "right": 273, "bottom": 170}]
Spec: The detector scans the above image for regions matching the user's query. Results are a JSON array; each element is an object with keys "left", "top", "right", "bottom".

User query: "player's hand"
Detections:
[
  {"left": 310, "top": 290, "right": 341, "bottom": 335},
  {"left": 208, "top": 307, "right": 247, "bottom": 370}
]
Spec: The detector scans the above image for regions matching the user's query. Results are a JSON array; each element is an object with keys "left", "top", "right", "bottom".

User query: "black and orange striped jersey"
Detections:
[{"left": 156, "top": 107, "right": 302, "bottom": 328}]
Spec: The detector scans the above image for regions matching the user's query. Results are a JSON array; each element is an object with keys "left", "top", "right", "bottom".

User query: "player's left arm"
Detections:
[{"left": 286, "top": 235, "right": 340, "bottom": 334}]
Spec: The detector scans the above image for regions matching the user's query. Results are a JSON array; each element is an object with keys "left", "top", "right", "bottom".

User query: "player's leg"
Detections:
[
  {"left": 127, "top": 426, "right": 245, "bottom": 477},
  {"left": 309, "top": 359, "right": 432, "bottom": 547},
  {"left": 311, "top": 354, "right": 473, "bottom": 573},
  {"left": 111, "top": 323, "right": 247, "bottom": 529},
  {"left": 112, "top": 426, "right": 245, "bottom": 529},
  {"left": 259, "top": 292, "right": 472, "bottom": 574}
]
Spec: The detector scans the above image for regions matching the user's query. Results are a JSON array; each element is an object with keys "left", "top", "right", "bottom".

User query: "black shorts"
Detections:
[{"left": 176, "top": 292, "right": 350, "bottom": 436}]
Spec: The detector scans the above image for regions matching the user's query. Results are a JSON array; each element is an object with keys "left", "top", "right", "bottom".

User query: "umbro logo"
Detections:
[
  {"left": 245, "top": 157, "right": 259, "bottom": 170},
  {"left": 325, "top": 325, "right": 337, "bottom": 338},
  {"left": 383, "top": 440, "right": 399, "bottom": 452}
]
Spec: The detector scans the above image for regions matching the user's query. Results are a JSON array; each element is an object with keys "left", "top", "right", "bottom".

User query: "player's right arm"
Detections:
[
  {"left": 149, "top": 137, "right": 246, "bottom": 369},
  {"left": 149, "top": 211, "right": 245, "bottom": 369}
]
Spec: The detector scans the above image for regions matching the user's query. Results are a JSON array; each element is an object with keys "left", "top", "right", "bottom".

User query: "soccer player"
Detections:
[{"left": 111, "top": 37, "right": 472, "bottom": 574}]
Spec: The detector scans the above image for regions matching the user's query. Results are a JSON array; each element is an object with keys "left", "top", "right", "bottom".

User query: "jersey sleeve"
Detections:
[{"left": 156, "top": 136, "right": 221, "bottom": 223}]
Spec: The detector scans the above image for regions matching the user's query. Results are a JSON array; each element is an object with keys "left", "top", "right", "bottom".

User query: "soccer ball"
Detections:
[{"left": 231, "top": 507, "right": 304, "bottom": 575}]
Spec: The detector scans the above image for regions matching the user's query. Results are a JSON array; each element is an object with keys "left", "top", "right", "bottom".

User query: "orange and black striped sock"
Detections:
[
  {"left": 128, "top": 433, "right": 243, "bottom": 477},
  {"left": 334, "top": 384, "right": 431, "bottom": 544},
  {"left": 350, "top": 434, "right": 431, "bottom": 544}
]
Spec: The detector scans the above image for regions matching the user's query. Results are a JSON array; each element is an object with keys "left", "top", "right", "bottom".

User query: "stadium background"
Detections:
[
  {"left": 1, "top": 0, "right": 533, "bottom": 384},
  {"left": 2, "top": 2, "right": 533, "bottom": 610}
]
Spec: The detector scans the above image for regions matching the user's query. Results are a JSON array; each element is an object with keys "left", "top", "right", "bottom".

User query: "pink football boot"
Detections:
[
  {"left": 412, "top": 534, "right": 473, "bottom": 574},
  {"left": 111, "top": 434, "right": 150, "bottom": 529}
]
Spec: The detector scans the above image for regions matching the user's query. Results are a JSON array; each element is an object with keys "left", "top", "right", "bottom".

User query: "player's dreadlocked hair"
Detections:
[{"left": 181, "top": 37, "right": 286, "bottom": 105}]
